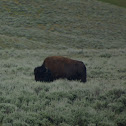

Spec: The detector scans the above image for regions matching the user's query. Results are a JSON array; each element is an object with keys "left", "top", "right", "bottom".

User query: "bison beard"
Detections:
[{"left": 34, "top": 56, "right": 86, "bottom": 82}]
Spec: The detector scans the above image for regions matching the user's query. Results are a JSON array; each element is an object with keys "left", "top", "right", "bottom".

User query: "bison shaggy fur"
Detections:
[{"left": 34, "top": 56, "right": 86, "bottom": 82}]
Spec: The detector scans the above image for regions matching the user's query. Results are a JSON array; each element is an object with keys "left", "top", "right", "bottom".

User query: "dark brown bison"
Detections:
[{"left": 34, "top": 56, "right": 86, "bottom": 82}]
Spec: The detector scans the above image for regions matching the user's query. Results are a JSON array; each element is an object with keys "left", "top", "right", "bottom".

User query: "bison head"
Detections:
[{"left": 34, "top": 65, "right": 52, "bottom": 82}]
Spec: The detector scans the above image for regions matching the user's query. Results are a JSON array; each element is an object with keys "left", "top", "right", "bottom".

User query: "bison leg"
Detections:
[
  {"left": 80, "top": 76, "right": 86, "bottom": 82},
  {"left": 80, "top": 71, "right": 86, "bottom": 82},
  {"left": 44, "top": 68, "right": 53, "bottom": 82}
]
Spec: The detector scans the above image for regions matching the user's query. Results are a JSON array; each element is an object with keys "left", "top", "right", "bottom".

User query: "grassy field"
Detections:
[
  {"left": 0, "top": 0, "right": 126, "bottom": 126},
  {"left": 99, "top": 0, "right": 126, "bottom": 8}
]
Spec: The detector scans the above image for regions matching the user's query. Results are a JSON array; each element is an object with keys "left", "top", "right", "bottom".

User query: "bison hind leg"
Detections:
[
  {"left": 80, "top": 76, "right": 86, "bottom": 82},
  {"left": 80, "top": 72, "right": 86, "bottom": 83}
]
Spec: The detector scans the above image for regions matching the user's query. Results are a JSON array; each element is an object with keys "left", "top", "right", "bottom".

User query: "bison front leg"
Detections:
[{"left": 44, "top": 69, "right": 53, "bottom": 82}]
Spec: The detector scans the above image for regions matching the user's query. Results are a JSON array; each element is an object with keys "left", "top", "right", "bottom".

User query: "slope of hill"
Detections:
[
  {"left": 0, "top": 0, "right": 126, "bottom": 126},
  {"left": 99, "top": 0, "right": 126, "bottom": 8},
  {"left": 0, "top": 0, "right": 126, "bottom": 49}
]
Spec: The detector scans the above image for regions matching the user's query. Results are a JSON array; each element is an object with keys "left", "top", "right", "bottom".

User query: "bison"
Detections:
[{"left": 34, "top": 56, "right": 86, "bottom": 82}]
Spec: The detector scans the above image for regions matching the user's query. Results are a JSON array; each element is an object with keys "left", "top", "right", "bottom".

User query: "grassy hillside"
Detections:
[
  {"left": 99, "top": 0, "right": 126, "bottom": 8},
  {"left": 0, "top": 0, "right": 126, "bottom": 126},
  {"left": 0, "top": 0, "right": 126, "bottom": 49}
]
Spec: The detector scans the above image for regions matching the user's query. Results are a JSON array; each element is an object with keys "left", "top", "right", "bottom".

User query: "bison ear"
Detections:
[
  {"left": 40, "top": 65, "right": 46, "bottom": 72},
  {"left": 45, "top": 67, "right": 49, "bottom": 73},
  {"left": 41, "top": 66, "right": 48, "bottom": 73}
]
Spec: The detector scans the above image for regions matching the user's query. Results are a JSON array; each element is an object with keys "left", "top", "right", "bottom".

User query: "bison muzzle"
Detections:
[{"left": 34, "top": 56, "right": 86, "bottom": 82}]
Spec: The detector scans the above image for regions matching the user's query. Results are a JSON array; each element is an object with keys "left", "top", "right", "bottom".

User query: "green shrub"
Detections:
[{"left": 116, "top": 114, "right": 126, "bottom": 126}]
